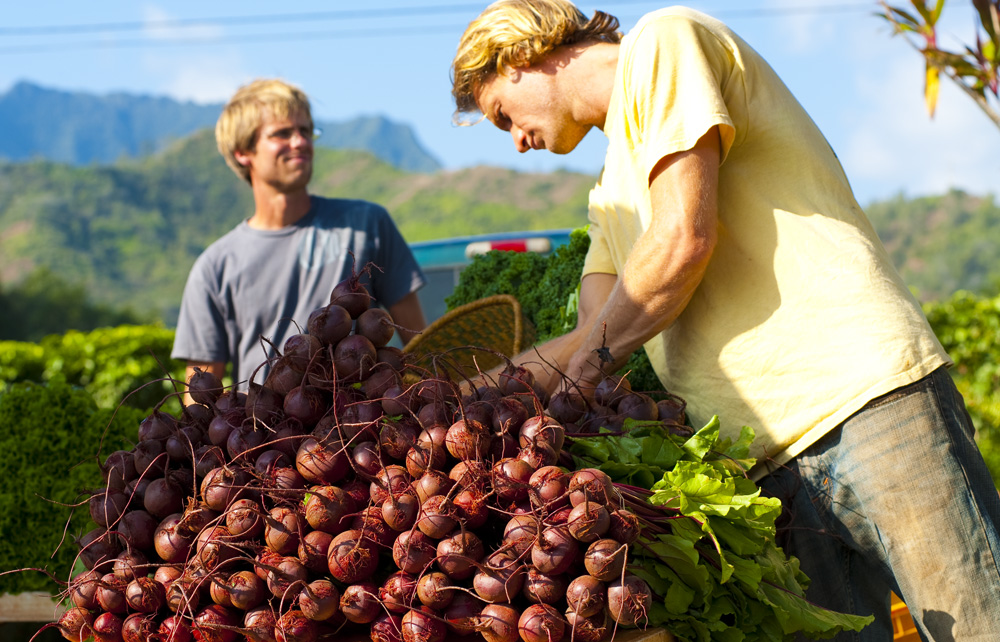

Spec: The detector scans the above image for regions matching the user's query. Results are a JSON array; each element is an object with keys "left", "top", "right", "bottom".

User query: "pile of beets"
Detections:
[{"left": 53, "top": 274, "right": 667, "bottom": 642}]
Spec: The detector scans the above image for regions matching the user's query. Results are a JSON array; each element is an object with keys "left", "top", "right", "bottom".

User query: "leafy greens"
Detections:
[{"left": 569, "top": 417, "right": 874, "bottom": 641}]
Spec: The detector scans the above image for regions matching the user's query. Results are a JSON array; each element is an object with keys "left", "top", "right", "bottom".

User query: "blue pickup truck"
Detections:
[{"left": 409, "top": 229, "right": 574, "bottom": 323}]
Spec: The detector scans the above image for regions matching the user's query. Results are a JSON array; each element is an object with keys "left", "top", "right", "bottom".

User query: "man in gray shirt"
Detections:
[{"left": 172, "top": 79, "right": 425, "bottom": 394}]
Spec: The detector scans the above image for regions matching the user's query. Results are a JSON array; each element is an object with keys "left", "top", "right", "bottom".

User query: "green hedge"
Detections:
[
  {"left": 0, "top": 378, "right": 145, "bottom": 595},
  {"left": 0, "top": 324, "right": 183, "bottom": 411},
  {"left": 0, "top": 327, "right": 184, "bottom": 595},
  {"left": 924, "top": 291, "right": 1000, "bottom": 486}
]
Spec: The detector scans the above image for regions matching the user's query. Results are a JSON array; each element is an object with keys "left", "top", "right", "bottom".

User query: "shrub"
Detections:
[
  {"left": 0, "top": 378, "right": 146, "bottom": 595},
  {"left": 924, "top": 290, "right": 1000, "bottom": 486},
  {"left": 1, "top": 324, "right": 183, "bottom": 411}
]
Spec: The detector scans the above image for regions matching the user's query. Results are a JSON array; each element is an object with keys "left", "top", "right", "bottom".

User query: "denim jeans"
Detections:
[{"left": 759, "top": 367, "right": 1000, "bottom": 641}]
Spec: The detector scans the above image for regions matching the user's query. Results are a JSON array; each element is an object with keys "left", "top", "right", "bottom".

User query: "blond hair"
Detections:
[
  {"left": 215, "top": 78, "right": 313, "bottom": 183},
  {"left": 451, "top": 0, "right": 621, "bottom": 118}
]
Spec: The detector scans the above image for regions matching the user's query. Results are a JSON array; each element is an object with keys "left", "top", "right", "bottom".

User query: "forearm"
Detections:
[
  {"left": 389, "top": 291, "right": 427, "bottom": 346},
  {"left": 567, "top": 128, "right": 720, "bottom": 388},
  {"left": 577, "top": 227, "right": 713, "bottom": 375}
]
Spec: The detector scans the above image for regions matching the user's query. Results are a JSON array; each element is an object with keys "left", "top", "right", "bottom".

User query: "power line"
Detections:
[
  {"left": 0, "top": 24, "right": 461, "bottom": 55},
  {"left": 0, "top": 4, "right": 487, "bottom": 36},
  {"left": 0, "top": 2, "right": 876, "bottom": 56},
  {"left": 0, "top": 2, "right": 877, "bottom": 37}
]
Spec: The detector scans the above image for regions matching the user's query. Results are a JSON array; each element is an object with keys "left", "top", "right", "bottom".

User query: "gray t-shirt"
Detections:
[{"left": 171, "top": 196, "right": 425, "bottom": 388}]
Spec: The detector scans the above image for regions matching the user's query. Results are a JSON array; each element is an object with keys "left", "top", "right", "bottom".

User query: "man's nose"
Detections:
[
  {"left": 291, "top": 130, "right": 312, "bottom": 147},
  {"left": 511, "top": 125, "right": 530, "bottom": 153}
]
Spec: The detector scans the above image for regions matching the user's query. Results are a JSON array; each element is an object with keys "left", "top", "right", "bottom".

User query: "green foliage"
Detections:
[
  {"left": 446, "top": 250, "right": 550, "bottom": 327},
  {"left": 0, "top": 377, "right": 145, "bottom": 595},
  {"left": 879, "top": 0, "right": 1000, "bottom": 127},
  {"left": 446, "top": 227, "right": 664, "bottom": 393},
  {"left": 0, "top": 266, "right": 147, "bottom": 342},
  {"left": 0, "top": 142, "right": 246, "bottom": 325},
  {"left": 1, "top": 325, "right": 183, "bottom": 412},
  {"left": 924, "top": 289, "right": 1000, "bottom": 485},
  {"left": 0, "top": 341, "right": 45, "bottom": 385},
  {"left": 571, "top": 418, "right": 874, "bottom": 640},
  {"left": 866, "top": 190, "right": 1000, "bottom": 301}
]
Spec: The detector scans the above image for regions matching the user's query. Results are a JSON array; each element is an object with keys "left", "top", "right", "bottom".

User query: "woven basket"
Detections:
[{"left": 402, "top": 295, "right": 536, "bottom": 380}]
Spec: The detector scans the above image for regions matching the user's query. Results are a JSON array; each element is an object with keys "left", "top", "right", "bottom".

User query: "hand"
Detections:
[{"left": 563, "top": 348, "right": 606, "bottom": 399}]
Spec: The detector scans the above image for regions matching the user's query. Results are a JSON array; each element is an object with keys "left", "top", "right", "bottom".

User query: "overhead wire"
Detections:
[{"left": 0, "top": 2, "right": 877, "bottom": 55}]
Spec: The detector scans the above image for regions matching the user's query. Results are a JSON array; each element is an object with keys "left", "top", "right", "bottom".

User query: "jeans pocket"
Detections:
[{"left": 859, "top": 374, "right": 932, "bottom": 412}]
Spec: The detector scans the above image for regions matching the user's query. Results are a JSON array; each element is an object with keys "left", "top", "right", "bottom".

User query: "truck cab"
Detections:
[{"left": 409, "top": 229, "right": 574, "bottom": 323}]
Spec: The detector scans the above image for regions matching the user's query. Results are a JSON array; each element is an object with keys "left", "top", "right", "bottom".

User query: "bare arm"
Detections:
[
  {"left": 389, "top": 291, "right": 427, "bottom": 346},
  {"left": 566, "top": 127, "right": 721, "bottom": 392},
  {"left": 506, "top": 272, "right": 617, "bottom": 393},
  {"left": 183, "top": 361, "right": 226, "bottom": 406}
]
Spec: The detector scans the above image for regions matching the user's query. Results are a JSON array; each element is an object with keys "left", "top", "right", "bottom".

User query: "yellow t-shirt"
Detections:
[{"left": 583, "top": 7, "right": 949, "bottom": 475}]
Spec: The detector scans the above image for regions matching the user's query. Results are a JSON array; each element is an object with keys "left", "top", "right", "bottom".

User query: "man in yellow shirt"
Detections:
[{"left": 452, "top": 1, "right": 1000, "bottom": 637}]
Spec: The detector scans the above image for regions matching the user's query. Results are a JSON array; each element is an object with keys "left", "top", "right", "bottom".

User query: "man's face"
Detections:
[
  {"left": 237, "top": 111, "right": 314, "bottom": 192},
  {"left": 476, "top": 67, "right": 591, "bottom": 155}
]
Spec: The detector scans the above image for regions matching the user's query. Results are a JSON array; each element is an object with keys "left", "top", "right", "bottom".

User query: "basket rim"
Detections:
[{"left": 402, "top": 294, "right": 528, "bottom": 356}]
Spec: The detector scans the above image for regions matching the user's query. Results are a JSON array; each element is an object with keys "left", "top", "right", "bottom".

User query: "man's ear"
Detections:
[{"left": 233, "top": 149, "right": 253, "bottom": 167}]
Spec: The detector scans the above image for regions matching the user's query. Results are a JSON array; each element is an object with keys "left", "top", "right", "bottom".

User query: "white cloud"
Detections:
[
  {"left": 133, "top": 4, "right": 251, "bottom": 104},
  {"left": 161, "top": 58, "right": 251, "bottom": 104},
  {"left": 141, "top": 4, "right": 225, "bottom": 42}
]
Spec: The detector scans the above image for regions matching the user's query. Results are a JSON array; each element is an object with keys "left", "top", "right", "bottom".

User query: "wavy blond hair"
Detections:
[
  {"left": 451, "top": 0, "right": 621, "bottom": 119},
  {"left": 215, "top": 78, "right": 313, "bottom": 183}
]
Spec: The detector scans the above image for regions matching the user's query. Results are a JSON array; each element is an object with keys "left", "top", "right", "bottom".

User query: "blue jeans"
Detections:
[{"left": 760, "top": 367, "right": 1000, "bottom": 641}]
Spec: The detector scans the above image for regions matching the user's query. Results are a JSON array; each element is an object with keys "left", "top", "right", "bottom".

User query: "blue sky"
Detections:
[{"left": 1, "top": 1, "right": 996, "bottom": 207}]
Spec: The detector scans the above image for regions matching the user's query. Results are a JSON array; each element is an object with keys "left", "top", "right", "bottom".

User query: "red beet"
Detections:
[
  {"left": 356, "top": 307, "right": 395, "bottom": 348},
  {"left": 607, "top": 575, "right": 653, "bottom": 627},
  {"left": 476, "top": 604, "right": 519, "bottom": 642},
  {"left": 401, "top": 606, "right": 446, "bottom": 642},
  {"left": 518, "top": 603, "right": 565, "bottom": 642},
  {"left": 326, "top": 529, "right": 379, "bottom": 583},
  {"left": 340, "top": 582, "right": 380, "bottom": 624}
]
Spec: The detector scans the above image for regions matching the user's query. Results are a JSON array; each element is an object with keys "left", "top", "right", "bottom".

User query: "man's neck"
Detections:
[
  {"left": 549, "top": 41, "right": 619, "bottom": 132},
  {"left": 246, "top": 189, "right": 312, "bottom": 230}
]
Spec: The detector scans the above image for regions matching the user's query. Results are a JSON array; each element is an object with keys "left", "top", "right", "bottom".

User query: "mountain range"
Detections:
[{"left": 0, "top": 81, "right": 441, "bottom": 173}]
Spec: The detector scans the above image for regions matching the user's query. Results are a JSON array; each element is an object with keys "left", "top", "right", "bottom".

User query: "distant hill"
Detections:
[
  {"left": 866, "top": 190, "right": 1000, "bottom": 300},
  {"left": 0, "top": 130, "right": 593, "bottom": 325},
  {"left": 318, "top": 115, "right": 441, "bottom": 173},
  {"left": 0, "top": 80, "right": 441, "bottom": 173}
]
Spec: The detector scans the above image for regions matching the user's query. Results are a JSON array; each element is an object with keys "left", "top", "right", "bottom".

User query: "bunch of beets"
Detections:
[{"left": 54, "top": 273, "right": 668, "bottom": 642}]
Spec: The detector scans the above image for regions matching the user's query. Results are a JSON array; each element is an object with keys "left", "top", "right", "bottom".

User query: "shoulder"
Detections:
[
  {"left": 311, "top": 196, "right": 391, "bottom": 221},
  {"left": 193, "top": 223, "right": 246, "bottom": 265},
  {"left": 630, "top": 6, "right": 726, "bottom": 34},
  {"left": 309, "top": 197, "right": 397, "bottom": 233},
  {"left": 625, "top": 7, "right": 732, "bottom": 52}
]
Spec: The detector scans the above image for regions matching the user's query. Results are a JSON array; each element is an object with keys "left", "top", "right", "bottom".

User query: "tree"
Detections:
[
  {"left": 879, "top": 0, "right": 1000, "bottom": 128},
  {"left": 0, "top": 267, "right": 147, "bottom": 342}
]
